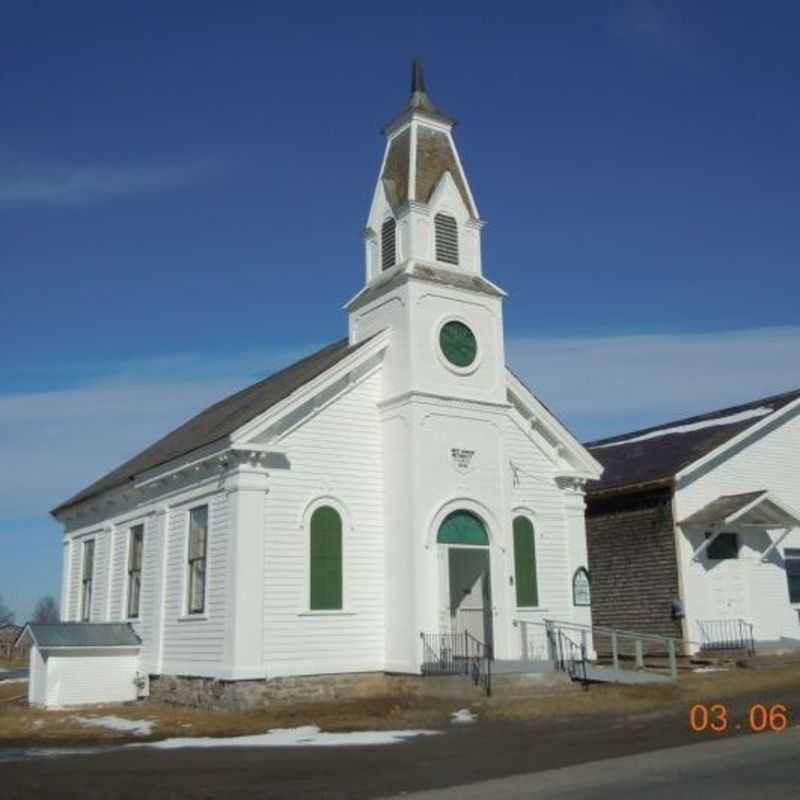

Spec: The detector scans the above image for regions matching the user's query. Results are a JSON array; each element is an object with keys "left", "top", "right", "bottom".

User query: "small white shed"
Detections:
[{"left": 20, "top": 623, "right": 143, "bottom": 708}]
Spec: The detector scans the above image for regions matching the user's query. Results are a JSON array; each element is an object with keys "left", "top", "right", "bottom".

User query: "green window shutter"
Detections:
[
  {"left": 310, "top": 506, "right": 343, "bottom": 610},
  {"left": 513, "top": 517, "right": 538, "bottom": 607},
  {"left": 437, "top": 511, "right": 489, "bottom": 546}
]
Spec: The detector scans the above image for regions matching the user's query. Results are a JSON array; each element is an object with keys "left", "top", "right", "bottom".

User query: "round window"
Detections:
[{"left": 439, "top": 320, "right": 477, "bottom": 368}]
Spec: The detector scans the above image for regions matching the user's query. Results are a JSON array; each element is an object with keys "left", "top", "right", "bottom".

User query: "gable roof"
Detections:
[
  {"left": 52, "top": 337, "right": 375, "bottom": 516},
  {"left": 586, "top": 387, "right": 800, "bottom": 495},
  {"left": 0, "top": 623, "right": 23, "bottom": 644},
  {"left": 21, "top": 623, "right": 141, "bottom": 649}
]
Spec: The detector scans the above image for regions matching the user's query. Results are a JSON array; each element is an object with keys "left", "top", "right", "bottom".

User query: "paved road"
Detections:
[
  {"left": 2, "top": 686, "right": 800, "bottom": 798},
  {"left": 383, "top": 728, "right": 800, "bottom": 799},
  {"left": 0, "top": 669, "right": 28, "bottom": 682}
]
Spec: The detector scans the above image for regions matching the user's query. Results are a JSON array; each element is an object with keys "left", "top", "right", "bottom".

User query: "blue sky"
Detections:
[{"left": 1, "top": 1, "right": 798, "bottom": 621}]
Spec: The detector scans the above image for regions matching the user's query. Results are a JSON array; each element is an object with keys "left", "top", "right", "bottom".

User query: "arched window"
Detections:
[
  {"left": 381, "top": 217, "right": 397, "bottom": 271},
  {"left": 434, "top": 213, "right": 459, "bottom": 265},
  {"left": 437, "top": 510, "right": 488, "bottom": 546},
  {"left": 573, "top": 568, "right": 591, "bottom": 607},
  {"left": 513, "top": 516, "right": 538, "bottom": 607},
  {"left": 309, "top": 506, "right": 342, "bottom": 610}
]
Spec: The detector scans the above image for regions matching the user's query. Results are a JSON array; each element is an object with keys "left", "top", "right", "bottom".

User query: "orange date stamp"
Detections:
[{"left": 689, "top": 703, "right": 794, "bottom": 733}]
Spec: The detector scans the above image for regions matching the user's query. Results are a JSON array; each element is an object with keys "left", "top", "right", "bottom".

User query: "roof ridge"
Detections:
[{"left": 587, "top": 386, "right": 800, "bottom": 448}]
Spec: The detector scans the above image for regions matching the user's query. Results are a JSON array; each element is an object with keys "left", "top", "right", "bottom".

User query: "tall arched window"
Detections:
[
  {"left": 434, "top": 213, "right": 459, "bottom": 265},
  {"left": 513, "top": 516, "right": 538, "bottom": 607},
  {"left": 310, "top": 506, "right": 343, "bottom": 610},
  {"left": 381, "top": 217, "right": 397, "bottom": 271}
]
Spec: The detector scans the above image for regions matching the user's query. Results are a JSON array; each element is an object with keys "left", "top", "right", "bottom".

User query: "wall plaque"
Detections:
[{"left": 451, "top": 448, "right": 475, "bottom": 473}]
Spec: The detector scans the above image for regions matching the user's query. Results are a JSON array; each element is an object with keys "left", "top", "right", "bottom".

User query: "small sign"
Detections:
[{"left": 451, "top": 448, "right": 475, "bottom": 473}]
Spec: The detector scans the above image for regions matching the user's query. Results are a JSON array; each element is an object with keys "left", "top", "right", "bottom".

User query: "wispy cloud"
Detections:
[
  {"left": 607, "top": 0, "right": 692, "bottom": 59},
  {"left": 1, "top": 327, "right": 797, "bottom": 520},
  {"left": 508, "top": 326, "right": 800, "bottom": 440},
  {"left": 0, "top": 158, "right": 221, "bottom": 207},
  {"left": 0, "top": 346, "right": 307, "bottom": 516}
]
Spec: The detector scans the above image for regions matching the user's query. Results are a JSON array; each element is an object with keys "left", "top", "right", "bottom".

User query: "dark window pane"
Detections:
[
  {"left": 513, "top": 517, "right": 538, "bottom": 607},
  {"left": 706, "top": 532, "right": 738, "bottom": 560}
]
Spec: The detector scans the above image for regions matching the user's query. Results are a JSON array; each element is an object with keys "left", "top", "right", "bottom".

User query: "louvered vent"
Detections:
[
  {"left": 381, "top": 218, "right": 397, "bottom": 271},
  {"left": 434, "top": 213, "right": 459, "bottom": 265}
]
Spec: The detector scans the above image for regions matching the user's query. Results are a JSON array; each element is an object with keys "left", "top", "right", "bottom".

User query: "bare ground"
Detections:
[{"left": 2, "top": 662, "right": 800, "bottom": 748}]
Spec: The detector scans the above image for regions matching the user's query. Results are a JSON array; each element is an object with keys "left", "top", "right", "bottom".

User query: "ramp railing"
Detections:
[{"left": 514, "top": 618, "right": 684, "bottom": 682}]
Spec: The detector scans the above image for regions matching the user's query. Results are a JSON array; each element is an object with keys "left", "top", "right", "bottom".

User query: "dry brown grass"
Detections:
[
  {"left": 2, "top": 663, "right": 799, "bottom": 746},
  {"left": 0, "top": 654, "right": 27, "bottom": 670},
  {"left": 0, "top": 694, "right": 455, "bottom": 745},
  {"left": 482, "top": 664, "right": 800, "bottom": 721}
]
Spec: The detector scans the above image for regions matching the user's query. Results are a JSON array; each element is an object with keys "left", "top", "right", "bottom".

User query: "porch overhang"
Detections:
[{"left": 681, "top": 490, "right": 800, "bottom": 562}]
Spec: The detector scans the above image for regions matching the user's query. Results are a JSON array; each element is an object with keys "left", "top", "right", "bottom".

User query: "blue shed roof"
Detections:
[{"left": 23, "top": 623, "right": 141, "bottom": 649}]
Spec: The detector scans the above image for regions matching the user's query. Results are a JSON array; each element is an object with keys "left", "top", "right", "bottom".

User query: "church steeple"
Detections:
[
  {"left": 347, "top": 62, "right": 506, "bottom": 408},
  {"left": 360, "top": 60, "right": 484, "bottom": 287}
]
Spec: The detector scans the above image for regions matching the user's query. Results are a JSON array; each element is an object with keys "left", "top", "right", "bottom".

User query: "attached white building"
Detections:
[
  {"left": 21, "top": 623, "right": 142, "bottom": 708},
  {"left": 49, "top": 62, "right": 601, "bottom": 700},
  {"left": 586, "top": 388, "right": 800, "bottom": 654}
]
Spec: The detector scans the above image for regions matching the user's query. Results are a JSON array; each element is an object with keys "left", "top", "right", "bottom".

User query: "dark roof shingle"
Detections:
[
  {"left": 53, "top": 337, "right": 375, "bottom": 515},
  {"left": 586, "top": 388, "right": 800, "bottom": 494}
]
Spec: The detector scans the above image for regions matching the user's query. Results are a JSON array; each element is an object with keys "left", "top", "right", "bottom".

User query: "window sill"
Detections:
[
  {"left": 515, "top": 607, "right": 550, "bottom": 613},
  {"left": 178, "top": 614, "right": 209, "bottom": 622},
  {"left": 297, "top": 610, "right": 356, "bottom": 618}
]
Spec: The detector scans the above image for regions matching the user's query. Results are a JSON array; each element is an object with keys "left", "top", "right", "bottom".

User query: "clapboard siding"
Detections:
[
  {"left": 135, "top": 512, "right": 161, "bottom": 668},
  {"left": 263, "top": 370, "right": 385, "bottom": 676},
  {"left": 676, "top": 404, "right": 800, "bottom": 644},
  {"left": 504, "top": 414, "right": 581, "bottom": 658},
  {"left": 161, "top": 491, "right": 229, "bottom": 671}
]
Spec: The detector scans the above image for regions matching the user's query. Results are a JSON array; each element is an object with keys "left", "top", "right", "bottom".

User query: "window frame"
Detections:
[
  {"left": 434, "top": 212, "right": 459, "bottom": 265},
  {"left": 126, "top": 523, "right": 145, "bottom": 620},
  {"left": 705, "top": 531, "right": 739, "bottom": 561},
  {"left": 381, "top": 216, "right": 397, "bottom": 271},
  {"left": 80, "top": 538, "right": 95, "bottom": 622},
  {"left": 572, "top": 567, "right": 591, "bottom": 607},
  {"left": 308, "top": 505, "right": 344, "bottom": 612},
  {"left": 512, "top": 515, "right": 539, "bottom": 609},
  {"left": 784, "top": 548, "right": 800, "bottom": 605},
  {"left": 185, "top": 505, "right": 209, "bottom": 617}
]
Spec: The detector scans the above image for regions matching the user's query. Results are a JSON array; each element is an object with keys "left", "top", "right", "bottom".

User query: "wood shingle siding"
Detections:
[{"left": 586, "top": 488, "right": 683, "bottom": 640}]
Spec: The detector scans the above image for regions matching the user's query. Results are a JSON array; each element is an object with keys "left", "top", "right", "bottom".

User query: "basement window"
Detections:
[{"left": 706, "top": 531, "right": 739, "bottom": 560}]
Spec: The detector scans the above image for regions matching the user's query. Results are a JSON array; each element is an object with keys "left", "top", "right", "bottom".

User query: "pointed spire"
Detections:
[
  {"left": 382, "top": 59, "right": 456, "bottom": 134},
  {"left": 411, "top": 57, "right": 426, "bottom": 95}
]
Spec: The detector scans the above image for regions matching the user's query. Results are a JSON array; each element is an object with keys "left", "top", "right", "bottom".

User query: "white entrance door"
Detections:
[{"left": 448, "top": 548, "right": 493, "bottom": 647}]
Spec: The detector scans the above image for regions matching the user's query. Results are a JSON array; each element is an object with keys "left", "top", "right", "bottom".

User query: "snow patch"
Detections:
[
  {"left": 450, "top": 709, "right": 478, "bottom": 724},
  {"left": 138, "top": 725, "right": 439, "bottom": 750},
  {"left": 692, "top": 667, "right": 729, "bottom": 673},
  {"left": 72, "top": 715, "right": 155, "bottom": 736},
  {"left": 592, "top": 407, "right": 774, "bottom": 448}
]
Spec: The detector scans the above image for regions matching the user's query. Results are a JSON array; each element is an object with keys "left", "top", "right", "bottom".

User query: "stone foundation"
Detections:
[{"left": 147, "top": 671, "right": 575, "bottom": 710}]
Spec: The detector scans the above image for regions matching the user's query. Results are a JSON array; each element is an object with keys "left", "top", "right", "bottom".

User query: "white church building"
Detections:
[{"left": 43, "top": 63, "right": 602, "bottom": 706}]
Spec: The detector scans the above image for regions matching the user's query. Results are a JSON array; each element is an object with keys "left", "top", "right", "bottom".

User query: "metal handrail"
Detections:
[
  {"left": 514, "top": 617, "right": 683, "bottom": 681},
  {"left": 697, "top": 618, "right": 755, "bottom": 656},
  {"left": 420, "top": 631, "right": 493, "bottom": 696}
]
